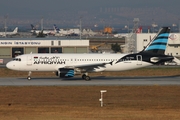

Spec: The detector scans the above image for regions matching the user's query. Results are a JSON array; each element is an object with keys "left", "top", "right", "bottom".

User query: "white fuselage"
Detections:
[
  {"left": 31, "top": 30, "right": 55, "bottom": 35},
  {"left": 0, "top": 27, "right": 18, "bottom": 37},
  {"left": 6, "top": 53, "right": 152, "bottom": 72}
]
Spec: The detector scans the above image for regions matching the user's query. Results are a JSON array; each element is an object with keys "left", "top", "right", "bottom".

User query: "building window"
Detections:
[
  {"left": 143, "top": 39, "right": 147, "bottom": 42},
  {"left": 58, "top": 41, "right": 61, "bottom": 45},
  {"left": 12, "top": 47, "right": 24, "bottom": 58},
  {"left": 174, "top": 46, "right": 178, "bottom": 48},
  {"left": 38, "top": 47, "right": 49, "bottom": 53},
  {"left": 51, "top": 41, "right": 54, "bottom": 46}
]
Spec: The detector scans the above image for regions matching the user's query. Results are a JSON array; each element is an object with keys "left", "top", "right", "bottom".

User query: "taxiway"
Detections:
[{"left": 0, "top": 76, "right": 180, "bottom": 86}]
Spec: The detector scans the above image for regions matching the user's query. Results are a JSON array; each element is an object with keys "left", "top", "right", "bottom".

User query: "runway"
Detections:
[{"left": 0, "top": 76, "right": 180, "bottom": 86}]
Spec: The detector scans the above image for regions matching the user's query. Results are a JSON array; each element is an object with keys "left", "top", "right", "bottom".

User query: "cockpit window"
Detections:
[{"left": 13, "top": 58, "right": 21, "bottom": 61}]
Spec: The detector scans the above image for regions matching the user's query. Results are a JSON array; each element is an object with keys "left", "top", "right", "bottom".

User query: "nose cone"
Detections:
[{"left": 6, "top": 61, "right": 16, "bottom": 70}]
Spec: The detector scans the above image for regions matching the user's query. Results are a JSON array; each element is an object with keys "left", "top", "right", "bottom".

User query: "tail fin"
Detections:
[
  {"left": 53, "top": 24, "right": 59, "bottom": 33},
  {"left": 30, "top": 24, "right": 36, "bottom": 30},
  {"left": 143, "top": 27, "right": 170, "bottom": 55},
  {"left": 13, "top": 27, "right": 18, "bottom": 33}
]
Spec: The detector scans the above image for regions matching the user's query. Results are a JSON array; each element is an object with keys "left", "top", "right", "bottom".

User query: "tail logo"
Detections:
[
  {"left": 144, "top": 27, "right": 170, "bottom": 55},
  {"left": 145, "top": 33, "right": 169, "bottom": 51}
]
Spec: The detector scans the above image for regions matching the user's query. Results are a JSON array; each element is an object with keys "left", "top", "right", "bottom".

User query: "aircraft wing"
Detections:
[{"left": 64, "top": 62, "right": 113, "bottom": 71}]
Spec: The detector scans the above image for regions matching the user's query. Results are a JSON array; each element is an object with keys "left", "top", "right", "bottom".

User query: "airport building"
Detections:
[{"left": 0, "top": 38, "right": 89, "bottom": 59}]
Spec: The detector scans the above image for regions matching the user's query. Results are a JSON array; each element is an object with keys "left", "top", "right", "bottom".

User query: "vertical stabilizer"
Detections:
[
  {"left": 13, "top": 27, "right": 18, "bottom": 33},
  {"left": 53, "top": 24, "right": 59, "bottom": 33},
  {"left": 143, "top": 27, "right": 170, "bottom": 55}
]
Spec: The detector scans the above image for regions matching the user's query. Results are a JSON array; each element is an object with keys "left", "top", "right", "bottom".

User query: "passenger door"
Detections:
[
  {"left": 27, "top": 55, "right": 32, "bottom": 66},
  {"left": 136, "top": 55, "right": 142, "bottom": 65}
]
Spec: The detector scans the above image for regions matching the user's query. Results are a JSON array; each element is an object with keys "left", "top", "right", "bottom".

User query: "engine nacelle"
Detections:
[{"left": 56, "top": 68, "right": 74, "bottom": 78}]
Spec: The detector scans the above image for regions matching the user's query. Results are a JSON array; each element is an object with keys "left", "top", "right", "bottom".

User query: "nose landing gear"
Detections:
[{"left": 27, "top": 71, "right": 32, "bottom": 80}]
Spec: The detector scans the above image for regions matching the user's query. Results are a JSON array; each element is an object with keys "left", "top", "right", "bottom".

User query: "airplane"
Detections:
[
  {"left": 113, "top": 33, "right": 129, "bottom": 38},
  {"left": 114, "top": 27, "right": 142, "bottom": 38},
  {"left": 53, "top": 24, "right": 63, "bottom": 36},
  {"left": 6, "top": 27, "right": 174, "bottom": 81},
  {"left": 53, "top": 24, "right": 79, "bottom": 36},
  {"left": 0, "top": 27, "right": 18, "bottom": 37},
  {"left": 30, "top": 24, "right": 56, "bottom": 35}
]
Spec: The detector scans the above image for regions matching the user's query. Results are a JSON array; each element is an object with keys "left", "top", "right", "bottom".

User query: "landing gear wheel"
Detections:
[
  {"left": 82, "top": 73, "right": 91, "bottom": 81},
  {"left": 82, "top": 74, "right": 86, "bottom": 79},
  {"left": 27, "top": 76, "right": 31, "bottom": 80},
  {"left": 85, "top": 76, "right": 91, "bottom": 81}
]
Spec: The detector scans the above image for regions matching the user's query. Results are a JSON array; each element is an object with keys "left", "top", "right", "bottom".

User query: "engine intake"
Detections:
[{"left": 56, "top": 68, "right": 74, "bottom": 78}]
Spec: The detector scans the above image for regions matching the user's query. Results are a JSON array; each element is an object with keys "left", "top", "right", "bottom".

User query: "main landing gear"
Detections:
[
  {"left": 27, "top": 71, "right": 32, "bottom": 80},
  {"left": 82, "top": 73, "right": 91, "bottom": 81}
]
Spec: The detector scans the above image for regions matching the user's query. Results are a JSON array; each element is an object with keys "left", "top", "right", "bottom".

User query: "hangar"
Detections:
[{"left": 0, "top": 38, "right": 89, "bottom": 58}]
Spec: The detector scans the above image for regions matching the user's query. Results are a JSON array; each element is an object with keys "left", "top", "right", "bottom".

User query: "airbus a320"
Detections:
[{"left": 6, "top": 27, "right": 173, "bottom": 81}]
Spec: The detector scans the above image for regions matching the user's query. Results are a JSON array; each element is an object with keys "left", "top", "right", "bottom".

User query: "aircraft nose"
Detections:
[{"left": 6, "top": 61, "right": 15, "bottom": 70}]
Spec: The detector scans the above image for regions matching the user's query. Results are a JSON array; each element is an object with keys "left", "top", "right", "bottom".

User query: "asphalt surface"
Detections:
[{"left": 0, "top": 76, "right": 180, "bottom": 86}]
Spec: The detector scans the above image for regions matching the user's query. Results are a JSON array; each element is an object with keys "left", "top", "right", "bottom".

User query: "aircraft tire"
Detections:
[
  {"left": 85, "top": 76, "right": 91, "bottom": 81},
  {"left": 82, "top": 74, "right": 86, "bottom": 79},
  {"left": 27, "top": 76, "right": 31, "bottom": 80}
]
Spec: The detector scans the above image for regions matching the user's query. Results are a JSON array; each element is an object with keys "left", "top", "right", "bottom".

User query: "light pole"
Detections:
[
  {"left": 99, "top": 90, "right": 107, "bottom": 107},
  {"left": 178, "top": 18, "right": 180, "bottom": 33},
  {"left": 80, "top": 16, "right": 82, "bottom": 39},
  {"left": 41, "top": 17, "right": 44, "bottom": 31},
  {"left": 4, "top": 15, "right": 8, "bottom": 38}
]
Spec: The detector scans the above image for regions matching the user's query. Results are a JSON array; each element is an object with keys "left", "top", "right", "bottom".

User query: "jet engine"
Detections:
[{"left": 56, "top": 68, "right": 74, "bottom": 78}]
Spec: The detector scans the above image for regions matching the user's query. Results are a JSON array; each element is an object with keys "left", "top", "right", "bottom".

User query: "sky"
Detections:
[{"left": 0, "top": 0, "right": 180, "bottom": 28}]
